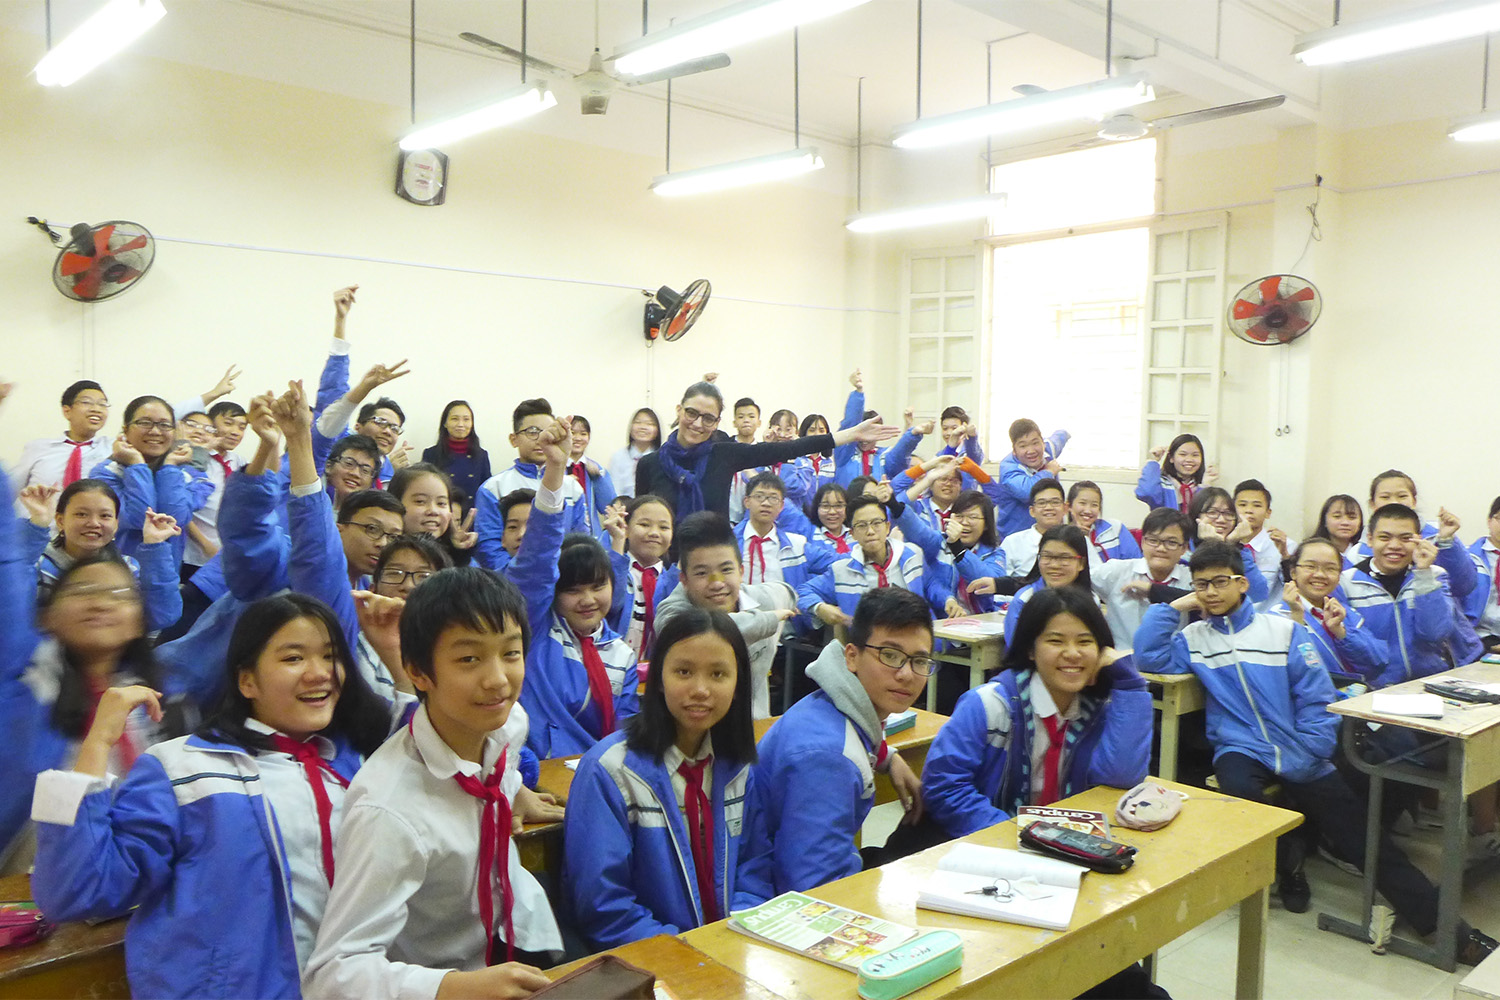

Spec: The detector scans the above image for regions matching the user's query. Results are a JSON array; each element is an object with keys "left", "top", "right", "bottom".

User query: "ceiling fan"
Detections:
[
  {"left": 1073, "top": 93, "right": 1287, "bottom": 148},
  {"left": 460, "top": 0, "right": 729, "bottom": 116}
]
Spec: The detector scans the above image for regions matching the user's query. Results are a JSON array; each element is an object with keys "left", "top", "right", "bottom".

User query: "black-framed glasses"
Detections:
[
  {"left": 818, "top": 502, "right": 847, "bottom": 511},
  {"left": 681, "top": 406, "right": 720, "bottom": 428},
  {"left": 850, "top": 518, "right": 887, "bottom": 532},
  {"left": 1203, "top": 507, "right": 1235, "bottom": 521},
  {"left": 863, "top": 644, "right": 935, "bottom": 677},
  {"left": 1031, "top": 498, "right": 1065, "bottom": 510},
  {"left": 514, "top": 426, "right": 547, "bottom": 440},
  {"left": 331, "top": 455, "right": 376, "bottom": 478},
  {"left": 130, "top": 419, "right": 174, "bottom": 432},
  {"left": 1191, "top": 574, "right": 1243, "bottom": 593},
  {"left": 1295, "top": 561, "right": 1342, "bottom": 576},
  {"left": 746, "top": 492, "right": 783, "bottom": 504},
  {"left": 378, "top": 568, "right": 434, "bottom": 587},
  {"left": 342, "top": 520, "right": 403, "bottom": 545},
  {"left": 1141, "top": 535, "right": 1186, "bottom": 551}
]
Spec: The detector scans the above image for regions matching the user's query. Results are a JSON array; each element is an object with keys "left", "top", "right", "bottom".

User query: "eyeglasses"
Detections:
[
  {"left": 182, "top": 420, "right": 213, "bottom": 432},
  {"left": 681, "top": 406, "right": 720, "bottom": 428},
  {"left": 850, "top": 518, "right": 887, "bottom": 532},
  {"left": 1031, "top": 499, "right": 1065, "bottom": 510},
  {"left": 130, "top": 419, "right": 174, "bottom": 433},
  {"left": 951, "top": 512, "right": 984, "bottom": 526},
  {"left": 343, "top": 520, "right": 403, "bottom": 545},
  {"left": 331, "top": 455, "right": 376, "bottom": 478},
  {"left": 1295, "top": 561, "right": 1342, "bottom": 576},
  {"left": 746, "top": 492, "right": 783, "bottom": 504},
  {"left": 378, "top": 568, "right": 434, "bottom": 587},
  {"left": 55, "top": 584, "right": 138, "bottom": 604},
  {"left": 70, "top": 396, "right": 109, "bottom": 408},
  {"left": 863, "top": 644, "right": 936, "bottom": 677},
  {"left": 1039, "top": 552, "right": 1081, "bottom": 565},
  {"left": 366, "top": 415, "right": 403, "bottom": 432},
  {"left": 514, "top": 426, "right": 547, "bottom": 440},
  {"left": 1191, "top": 574, "right": 1243, "bottom": 593},
  {"left": 818, "top": 502, "right": 847, "bottom": 511},
  {"left": 1141, "top": 535, "right": 1185, "bottom": 551},
  {"left": 1203, "top": 508, "right": 1235, "bottom": 521}
]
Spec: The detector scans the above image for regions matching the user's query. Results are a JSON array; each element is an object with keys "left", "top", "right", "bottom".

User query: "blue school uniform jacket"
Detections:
[
  {"left": 474, "top": 461, "right": 587, "bottom": 570},
  {"left": 507, "top": 500, "right": 639, "bottom": 758},
  {"left": 1265, "top": 600, "right": 1387, "bottom": 682},
  {"left": 1134, "top": 461, "right": 1200, "bottom": 512},
  {"left": 923, "top": 664, "right": 1151, "bottom": 838},
  {"left": 1135, "top": 600, "right": 1338, "bottom": 782},
  {"left": 1340, "top": 559, "right": 1469, "bottom": 688},
  {"left": 562, "top": 732, "right": 751, "bottom": 949},
  {"left": 990, "top": 430, "right": 1070, "bottom": 536},
  {"left": 796, "top": 538, "right": 926, "bottom": 618},
  {"left": 1466, "top": 538, "right": 1500, "bottom": 630},
  {"left": 1086, "top": 519, "right": 1143, "bottom": 565},
  {"left": 894, "top": 504, "right": 1001, "bottom": 616},
  {"left": 734, "top": 520, "right": 834, "bottom": 631},
  {"left": 32, "top": 733, "right": 363, "bottom": 1000},
  {"left": 90, "top": 459, "right": 212, "bottom": 566},
  {"left": 309, "top": 347, "right": 394, "bottom": 487},
  {"left": 832, "top": 390, "right": 895, "bottom": 487},
  {"left": 23, "top": 522, "right": 180, "bottom": 632}
]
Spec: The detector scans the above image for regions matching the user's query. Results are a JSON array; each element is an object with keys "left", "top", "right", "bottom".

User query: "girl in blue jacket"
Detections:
[
  {"left": 1270, "top": 538, "right": 1387, "bottom": 682},
  {"left": 1067, "top": 480, "right": 1143, "bottom": 568},
  {"left": 1135, "top": 432, "right": 1214, "bottom": 512},
  {"left": 31, "top": 593, "right": 393, "bottom": 999},
  {"left": 90, "top": 395, "right": 211, "bottom": 566},
  {"left": 1311, "top": 494, "right": 1365, "bottom": 568},
  {"left": 562, "top": 607, "right": 757, "bottom": 949},
  {"left": 895, "top": 472, "right": 1004, "bottom": 619},
  {"left": 923, "top": 586, "right": 1151, "bottom": 839}
]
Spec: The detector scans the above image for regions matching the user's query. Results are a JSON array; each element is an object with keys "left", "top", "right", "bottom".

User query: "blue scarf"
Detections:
[{"left": 656, "top": 430, "right": 713, "bottom": 515}]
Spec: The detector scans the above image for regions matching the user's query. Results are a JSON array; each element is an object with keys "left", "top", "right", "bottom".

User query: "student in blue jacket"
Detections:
[
  {"left": 308, "top": 287, "right": 407, "bottom": 489},
  {"left": 1353, "top": 471, "right": 1460, "bottom": 557},
  {"left": 1467, "top": 496, "right": 1500, "bottom": 649},
  {"left": 734, "top": 588, "right": 928, "bottom": 907},
  {"left": 924, "top": 586, "right": 1150, "bottom": 836},
  {"left": 509, "top": 414, "right": 639, "bottom": 758},
  {"left": 90, "top": 395, "right": 211, "bottom": 566},
  {"left": 1067, "top": 480, "right": 1142, "bottom": 569},
  {"left": 799, "top": 495, "right": 927, "bottom": 628},
  {"left": 563, "top": 607, "right": 757, "bottom": 949},
  {"left": 31, "top": 592, "right": 394, "bottom": 999},
  {"left": 1135, "top": 541, "right": 1498, "bottom": 963},
  {"left": 1185, "top": 487, "right": 1272, "bottom": 604},
  {"left": 805, "top": 483, "right": 855, "bottom": 559},
  {"left": 833, "top": 370, "right": 898, "bottom": 486},
  {"left": 1270, "top": 538, "right": 1386, "bottom": 682},
  {"left": 1135, "top": 433, "right": 1214, "bottom": 512},
  {"left": 421, "top": 400, "right": 491, "bottom": 501},
  {"left": 991, "top": 417, "right": 1070, "bottom": 536},
  {"left": 606, "top": 494, "right": 677, "bottom": 662},
  {"left": 895, "top": 462, "right": 1003, "bottom": 619},
  {"left": 986, "top": 525, "right": 1095, "bottom": 647},
  {"left": 388, "top": 463, "right": 480, "bottom": 568},
  {"left": 789, "top": 412, "right": 838, "bottom": 492},
  {"left": 566, "top": 416, "right": 621, "bottom": 537}
]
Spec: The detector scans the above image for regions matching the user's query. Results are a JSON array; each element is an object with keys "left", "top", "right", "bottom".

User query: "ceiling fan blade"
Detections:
[
  {"left": 1012, "top": 84, "right": 1047, "bottom": 96},
  {"left": 458, "top": 31, "right": 574, "bottom": 78},
  {"left": 1150, "top": 95, "right": 1286, "bottom": 130},
  {"left": 622, "top": 53, "right": 730, "bottom": 86}
]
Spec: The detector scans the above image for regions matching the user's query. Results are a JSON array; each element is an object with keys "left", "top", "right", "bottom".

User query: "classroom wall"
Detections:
[{"left": 0, "top": 25, "right": 898, "bottom": 476}]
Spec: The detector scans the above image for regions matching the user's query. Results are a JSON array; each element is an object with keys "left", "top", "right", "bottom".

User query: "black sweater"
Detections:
[{"left": 635, "top": 434, "right": 837, "bottom": 517}]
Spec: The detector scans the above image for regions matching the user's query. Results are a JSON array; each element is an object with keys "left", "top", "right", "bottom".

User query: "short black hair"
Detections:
[
  {"left": 571, "top": 415, "right": 591, "bottom": 435},
  {"left": 846, "top": 493, "right": 886, "bottom": 527},
  {"left": 557, "top": 533, "right": 613, "bottom": 593},
  {"left": 1142, "top": 507, "right": 1190, "bottom": 539},
  {"left": 675, "top": 511, "right": 739, "bottom": 567},
  {"left": 1003, "top": 587, "right": 1115, "bottom": 672},
  {"left": 499, "top": 488, "right": 536, "bottom": 523},
  {"left": 940, "top": 405, "right": 969, "bottom": 423},
  {"left": 400, "top": 567, "right": 530, "bottom": 685},
  {"left": 513, "top": 397, "right": 553, "bottom": 432},
  {"left": 374, "top": 533, "right": 453, "bottom": 586},
  {"left": 1029, "top": 477, "right": 1065, "bottom": 504},
  {"left": 1370, "top": 469, "right": 1416, "bottom": 505},
  {"left": 626, "top": 493, "right": 674, "bottom": 524},
  {"left": 357, "top": 397, "right": 404, "bottom": 426},
  {"left": 1067, "top": 480, "right": 1102, "bottom": 505},
  {"left": 1491, "top": 496, "right": 1500, "bottom": 520},
  {"left": 625, "top": 607, "right": 758, "bottom": 766},
  {"left": 61, "top": 380, "right": 105, "bottom": 408},
  {"left": 339, "top": 488, "right": 405, "bottom": 522},
  {"left": 1189, "top": 540, "right": 1244, "bottom": 576},
  {"left": 798, "top": 413, "right": 829, "bottom": 438},
  {"left": 849, "top": 588, "right": 933, "bottom": 647},
  {"left": 387, "top": 463, "right": 452, "bottom": 507},
  {"left": 745, "top": 472, "right": 785, "bottom": 498},
  {"left": 329, "top": 433, "right": 381, "bottom": 468},
  {"left": 207, "top": 401, "right": 246, "bottom": 421},
  {"left": 1233, "top": 479, "right": 1272, "bottom": 507},
  {"left": 1368, "top": 502, "right": 1422, "bottom": 535},
  {"left": 1008, "top": 417, "right": 1040, "bottom": 443},
  {"left": 733, "top": 398, "right": 759, "bottom": 416}
]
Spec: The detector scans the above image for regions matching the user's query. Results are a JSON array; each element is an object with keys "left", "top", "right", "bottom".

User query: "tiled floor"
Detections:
[{"left": 861, "top": 803, "right": 1500, "bottom": 998}]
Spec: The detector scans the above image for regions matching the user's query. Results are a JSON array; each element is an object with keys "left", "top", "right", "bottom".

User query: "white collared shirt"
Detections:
[
  {"left": 304, "top": 705, "right": 560, "bottom": 1000},
  {"left": 1001, "top": 528, "right": 1044, "bottom": 577},
  {"left": 10, "top": 433, "right": 114, "bottom": 499},
  {"left": 1092, "top": 557, "right": 1194, "bottom": 650},
  {"left": 664, "top": 733, "right": 715, "bottom": 814},
  {"left": 185, "top": 450, "right": 246, "bottom": 565},
  {"left": 244, "top": 719, "right": 345, "bottom": 971},
  {"left": 1245, "top": 528, "right": 1285, "bottom": 610},
  {"left": 1028, "top": 673, "right": 1080, "bottom": 802},
  {"left": 626, "top": 557, "right": 666, "bottom": 658},
  {"left": 742, "top": 526, "right": 784, "bottom": 585}
]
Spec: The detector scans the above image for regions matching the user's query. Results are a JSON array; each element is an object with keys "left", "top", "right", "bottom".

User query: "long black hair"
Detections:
[
  {"left": 799, "top": 413, "right": 832, "bottom": 455},
  {"left": 198, "top": 593, "right": 390, "bottom": 758},
  {"left": 50, "top": 479, "right": 124, "bottom": 561},
  {"left": 627, "top": 407, "right": 662, "bottom": 450},
  {"left": 1312, "top": 494, "right": 1364, "bottom": 547},
  {"left": 950, "top": 489, "right": 999, "bottom": 549},
  {"left": 1162, "top": 433, "right": 1206, "bottom": 485},
  {"left": 1026, "top": 524, "right": 1093, "bottom": 590},
  {"left": 625, "top": 607, "right": 757, "bottom": 766},
  {"left": 1186, "top": 485, "right": 1236, "bottom": 546},
  {"left": 434, "top": 399, "right": 482, "bottom": 452}
]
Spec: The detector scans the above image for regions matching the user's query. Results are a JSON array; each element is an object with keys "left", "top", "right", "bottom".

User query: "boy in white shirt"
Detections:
[
  {"left": 999, "top": 479, "right": 1069, "bottom": 576},
  {"left": 10, "top": 380, "right": 114, "bottom": 497},
  {"left": 1233, "top": 479, "right": 1288, "bottom": 611},
  {"left": 1091, "top": 508, "right": 1194, "bottom": 644},
  {"left": 304, "top": 567, "right": 563, "bottom": 999}
]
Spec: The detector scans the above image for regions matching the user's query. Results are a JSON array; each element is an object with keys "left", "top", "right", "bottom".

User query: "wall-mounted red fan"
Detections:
[
  {"left": 30, "top": 217, "right": 155, "bottom": 302},
  {"left": 1227, "top": 274, "right": 1321, "bottom": 345},
  {"left": 643, "top": 280, "right": 710, "bottom": 343}
]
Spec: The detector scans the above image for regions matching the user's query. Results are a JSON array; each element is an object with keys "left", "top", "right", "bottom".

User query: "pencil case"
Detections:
[{"left": 857, "top": 930, "right": 963, "bottom": 1000}]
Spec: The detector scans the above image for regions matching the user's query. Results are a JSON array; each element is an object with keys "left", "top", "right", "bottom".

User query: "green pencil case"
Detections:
[{"left": 857, "top": 930, "right": 963, "bottom": 1000}]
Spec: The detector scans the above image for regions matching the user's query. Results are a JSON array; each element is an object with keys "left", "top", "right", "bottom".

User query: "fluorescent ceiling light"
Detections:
[
  {"left": 399, "top": 82, "right": 556, "bottom": 151},
  {"left": 1450, "top": 110, "right": 1500, "bottom": 141},
  {"left": 892, "top": 75, "right": 1154, "bottom": 150},
  {"left": 845, "top": 195, "right": 1007, "bottom": 234},
  {"left": 33, "top": 0, "right": 167, "bottom": 87},
  {"left": 614, "top": 0, "right": 872, "bottom": 77},
  {"left": 1293, "top": 0, "right": 1500, "bottom": 66},
  {"left": 651, "top": 147, "right": 824, "bottom": 197}
]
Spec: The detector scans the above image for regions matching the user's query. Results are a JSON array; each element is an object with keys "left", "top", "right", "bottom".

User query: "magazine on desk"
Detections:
[
  {"left": 1016, "top": 805, "right": 1110, "bottom": 839},
  {"left": 937, "top": 616, "right": 1005, "bottom": 639},
  {"left": 916, "top": 843, "right": 1088, "bottom": 930},
  {"left": 727, "top": 892, "right": 919, "bottom": 972}
]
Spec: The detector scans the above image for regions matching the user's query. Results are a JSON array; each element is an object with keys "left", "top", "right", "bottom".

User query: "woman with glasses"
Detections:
[
  {"left": 635, "top": 380, "right": 896, "bottom": 520},
  {"left": 90, "top": 395, "right": 211, "bottom": 568},
  {"left": 420, "top": 400, "right": 491, "bottom": 503},
  {"left": 0, "top": 495, "right": 184, "bottom": 872},
  {"left": 1271, "top": 538, "right": 1386, "bottom": 683},
  {"left": 1186, "top": 486, "right": 1272, "bottom": 604},
  {"left": 895, "top": 457, "right": 1004, "bottom": 618}
]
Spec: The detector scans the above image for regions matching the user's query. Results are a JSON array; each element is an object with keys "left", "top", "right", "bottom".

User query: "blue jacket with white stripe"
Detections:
[
  {"left": 833, "top": 390, "right": 895, "bottom": 487},
  {"left": 894, "top": 503, "right": 1001, "bottom": 616},
  {"left": 562, "top": 731, "right": 751, "bottom": 950},
  {"left": 922, "top": 663, "right": 1151, "bottom": 839},
  {"left": 1085, "top": 519, "right": 1143, "bottom": 566},
  {"left": 89, "top": 459, "right": 212, "bottom": 566},
  {"left": 1135, "top": 599, "right": 1338, "bottom": 782},
  {"left": 795, "top": 538, "right": 927, "bottom": 618},
  {"left": 1340, "top": 557, "right": 1470, "bottom": 688},
  {"left": 735, "top": 520, "right": 835, "bottom": 631},
  {"left": 990, "top": 430, "right": 1070, "bottom": 536},
  {"left": 1265, "top": 599, "right": 1387, "bottom": 682}
]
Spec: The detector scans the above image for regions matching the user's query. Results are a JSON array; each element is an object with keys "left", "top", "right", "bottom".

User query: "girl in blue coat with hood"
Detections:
[{"left": 562, "top": 607, "right": 758, "bottom": 949}]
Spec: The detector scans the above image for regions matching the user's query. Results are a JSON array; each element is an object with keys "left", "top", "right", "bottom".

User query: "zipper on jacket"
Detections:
[{"left": 1225, "top": 615, "right": 1280, "bottom": 773}]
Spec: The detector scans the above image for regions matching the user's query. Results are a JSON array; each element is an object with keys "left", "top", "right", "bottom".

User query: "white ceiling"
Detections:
[{"left": 4, "top": 0, "right": 1493, "bottom": 161}]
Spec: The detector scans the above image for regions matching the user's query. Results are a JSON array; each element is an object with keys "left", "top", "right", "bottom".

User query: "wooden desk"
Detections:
[
  {"left": 517, "top": 711, "right": 949, "bottom": 874},
  {"left": 684, "top": 779, "right": 1300, "bottom": 1000},
  {"left": 0, "top": 874, "right": 128, "bottom": 1000},
  {"left": 545, "top": 934, "right": 784, "bottom": 998},
  {"left": 1324, "top": 662, "right": 1500, "bottom": 970},
  {"left": 1140, "top": 672, "right": 1206, "bottom": 783},
  {"left": 929, "top": 613, "right": 1006, "bottom": 713}
]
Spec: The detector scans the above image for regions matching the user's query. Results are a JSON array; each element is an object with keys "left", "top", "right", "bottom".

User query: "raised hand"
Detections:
[
  {"left": 850, "top": 417, "right": 899, "bottom": 448},
  {"left": 270, "top": 380, "right": 312, "bottom": 437},
  {"left": 1043, "top": 458, "right": 1064, "bottom": 475},
  {"left": 0, "top": 382, "right": 12, "bottom": 408},
  {"left": 1322, "top": 596, "right": 1348, "bottom": 639},
  {"left": 1151, "top": 445, "right": 1167, "bottom": 463},
  {"left": 702, "top": 372, "right": 718, "bottom": 384},
  {"left": 916, "top": 418, "right": 936, "bottom": 436},
  {"left": 944, "top": 512, "right": 964, "bottom": 544},
  {"left": 1437, "top": 507, "right": 1462, "bottom": 542},
  {"left": 1226, "top": 518, "right": 1253, "bottom": 545},
  {"left": 353, "top": 590, "right": 404, "bottom": 645},
  {"left": 389, "top": 440, "right": 415, "bottom": 470},
  {"left": 1204, "top": 464, "right": 1220, "bottom": 486},
  {"left": 1282, "top": 580, "right": 1305, "bottom": 623},
  {"left": 601, "top": 507, "right": 628, "bottom": 552},
  {"left": 163, "top": 443, "right": 194, "bottom": 467},
  {"left": 903, "top": 406, "right": 915, "bottom": 430},
  {"left": 209, "top": 365, "right": 242, "bottom": 401},
  {"left": 248, "top": 392, "right": 281, "bottom": 447},
  {"left": 849, "top": 368, "right": 864, "bottom": 391},
  {"left": 112, "top": 432, "right": 144, "bottom": 467},
  {"left": 141, "top": 508, "right": 182, "bottom": 545},
  {"left": 333, "top": 284, "right": 358, "bottom": 319},
  {"left": 1196, "top": 514, "right": 1224, "bottom": 542},
  {"left": 539, "top": 416, "right": 572, "bottom": 468},
  {"left": 870, "top": 479, "right": 894, "bottom": 504},
  {"left": 449, "top": 509, "right": 478, "bottom": 550},
  {"left": 1268, "top": 526, "right": 1289, "bottom": 559},
  {"left": 76, "top": 685, "right": 163, "bottom": 776},
  {"left": 359, "top": 359, "right": 410, "bottom": 391},
  {"left": 18, "top": 483, "right": 60, "bottom": 526},
  {"left": 1414, "top": 538, "right": 1439, "bottom": 570}
]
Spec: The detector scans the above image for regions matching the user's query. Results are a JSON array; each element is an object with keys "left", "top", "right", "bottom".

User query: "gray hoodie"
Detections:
[{"left": 806, "top": 638, "right": 885, "bottom": 753}]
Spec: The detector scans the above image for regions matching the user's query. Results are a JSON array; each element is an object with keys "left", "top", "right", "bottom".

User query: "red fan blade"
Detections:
[
  {"left": 72, "top": 267, "right": 104, "bottom": 300},
  {"left": 110, "top": 266, "right": 142, "bottom": 285},
  {"left": 1258, "top": 275, "right": 1282, "bottom": 302},
  {"left": 92, "top": 224, "right": 116, "bottom": 256},
  {"left": 1231, "top": 298, "right": 1262, "bottom": 320},
  {"left": 1245, "top": 323, "right": 1270, "bottom": 342},
  {"left": 1287, "top": 285, "right": 1316, "bottom": 302},
  {"left": 1279, "top": 316, "right": 1309, "bottom": 340},
  {"left": 59, "top": 252, "right": 95, "bottom": 276},
  {"left": 112, "top": 234, "right": 148, "bottom": 253}
]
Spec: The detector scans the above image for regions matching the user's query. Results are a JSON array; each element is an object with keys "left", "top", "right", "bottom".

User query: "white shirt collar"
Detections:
[
  {"left": 664, "top": 732, "right": 715, "bottom": 774},
  {"left": 245, "top": 718, "right": 337, "bottom": 760},
  {"left": 1029, "top": 671, "right": 1079, "bottom": 723},
  {"left": 409, "top": 702, "right": 505, "bottom": 781}
]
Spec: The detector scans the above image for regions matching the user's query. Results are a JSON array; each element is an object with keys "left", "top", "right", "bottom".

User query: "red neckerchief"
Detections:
[
  {"left": 1090, "top": 526, "right": 1110, "bottom": 563},
  {"left": 811, "top": 455, "right": 822, "bottom": 476},
  {"left": 823, "top": 529, "right": 850, "bottom": 554},
  {"left": 82, "top": 678, "right": 139, "bottom": 773},
  {"left": 569, "top": 462, "right": 588, "bottom": 493},
  {"left": 936, "top": 508, "right": 952, "bottom": 531},
  {"left": 577, "top": 632, "right": 617, "bottom": 737},
  {"left": 634, "top": 562, "right": 659, "bottom": 654},
  {"left": 861, "top": 450, "right": 873, "bottom": 476},
  {"left": 678, "top": 756, "right": 719, "bottom": 923},
  {"left": 63, "top": 440, "right": 87, "bottom": 487},
  {"left": 269, "top": 734, "right": 349, "bottom": 885},
  {"left": 1176, "top": 480, "right": 1197, "bottom": 511},
  {"left": 870, "top": 544, "right": 894, "bottom": 588},
  {"left": 450, "top": 747, "right": 515, "bottom": 966},
  {"left": 1040, "top": 715, "right": 1066, "bottom": 806},
  {"left": 746, "top": 534, "right": 769, "bottom": 584},
  {"left": 212, "top": 452, "right": 235, "bottom": 480}
]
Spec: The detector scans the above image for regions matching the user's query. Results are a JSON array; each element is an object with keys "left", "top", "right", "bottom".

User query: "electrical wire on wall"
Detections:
[{"left": 1276, "top": 174, "right": 1323, "bottom": 438}]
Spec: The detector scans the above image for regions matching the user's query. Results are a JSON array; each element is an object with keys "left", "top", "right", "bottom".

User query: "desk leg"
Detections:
[
  {"left": 926, "top": 670, "right": 938, "bottom": 713},
  {"left": 1236, "top": 885, "right": 1268, "bottom": 1000},
  {"left": 1157, "top": 688, "right": 1180, "bottom": 784},
  {"left": 1436, "top": 738, "right": 1467, "bottom": 973}
]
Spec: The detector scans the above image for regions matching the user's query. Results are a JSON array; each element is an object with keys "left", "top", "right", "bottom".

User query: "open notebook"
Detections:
[{"left": 916, "top": 843, "right": 1087, "bottom": 930}]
